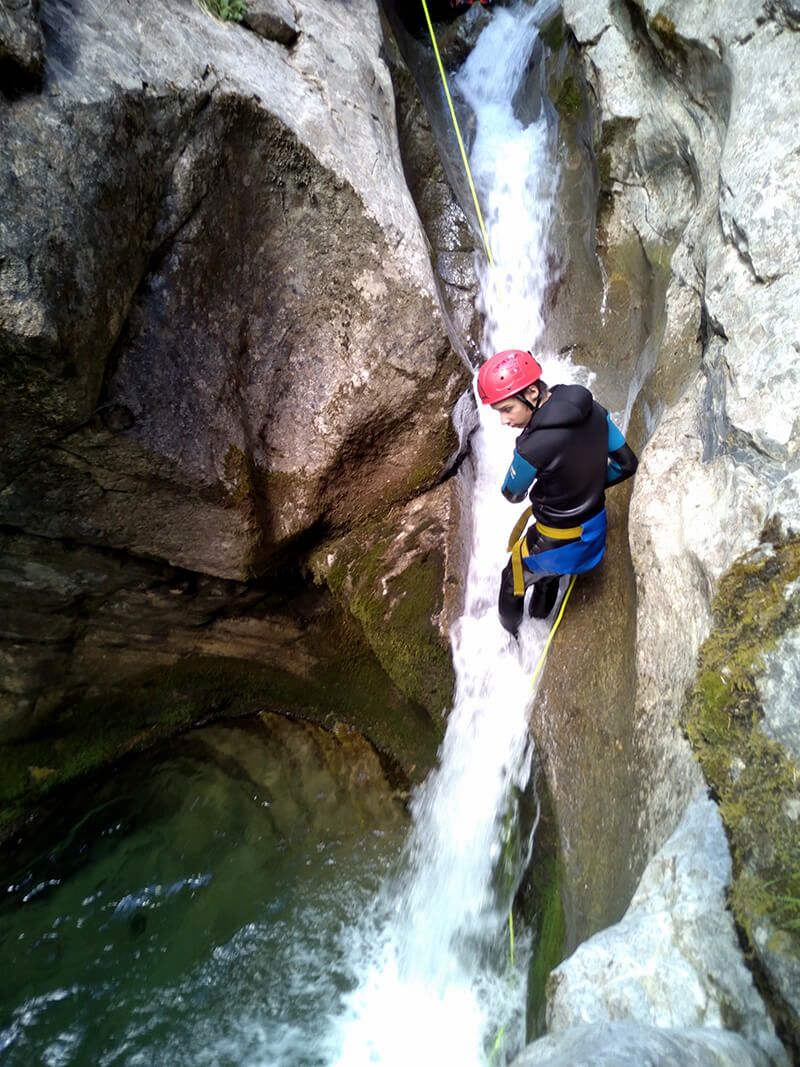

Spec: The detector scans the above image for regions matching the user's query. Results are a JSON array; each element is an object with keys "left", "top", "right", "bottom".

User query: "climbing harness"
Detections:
[
  {"left": 505, "top": 506, "right": 582, "bottom": 596},
  {"left": 419, "top": 0, "right": 495, "bottom": 266},
  {"left": 506, "top": 505, "right": 580, "bottom": 682},
  {"left": 507, "top": 508, "right": 532, "bottom": 598}
]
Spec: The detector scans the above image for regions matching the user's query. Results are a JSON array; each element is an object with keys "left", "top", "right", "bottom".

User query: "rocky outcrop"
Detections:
[
  {"left": 685, "top": 541, "right": 800, "bottom": 1049},
  {"left": 241, "top": 0, "right": 298, "bottom": 46},
  {"left": 310, "top": 478, "right": 469, "bottom": 721},
  {"left": 0, "top": 522, "right": 442, "bottom": 836},
  {"left": 514, "top": 1023, "right": 773, "bottom": 1067},
  {"left": 530, "top": 485, "right": 641, "bottom": 948},
  {"left": 0, "top": 0, "right": 468, "bottom": 818},
  {"left": 547, "top": 795, "right": 786, "bottom": 1063},
  {"left": 514, "top": 795, "right": 786, "bottom": 1065}
]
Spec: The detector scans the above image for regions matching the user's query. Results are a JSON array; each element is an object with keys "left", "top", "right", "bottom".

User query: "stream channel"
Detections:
[{"left": 0, "top": 5, "right": 586, "bottom": 1064}]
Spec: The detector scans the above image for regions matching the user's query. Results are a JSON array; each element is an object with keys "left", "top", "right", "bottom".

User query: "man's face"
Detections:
[{"left": 491, "top": 390, "right": 536, "bottom": 429}]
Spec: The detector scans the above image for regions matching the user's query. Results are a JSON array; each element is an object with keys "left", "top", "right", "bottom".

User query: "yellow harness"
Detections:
[{"left": 506, "top": 507, "right": 583, "bottom": 595}]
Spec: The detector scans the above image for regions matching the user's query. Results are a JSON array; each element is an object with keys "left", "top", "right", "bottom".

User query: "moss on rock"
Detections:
[
  {"left": 685, "top": 537, "right": 800, "bottom": 1006},
  {"left": 539, "top": 12, "right": 566, "bottom": 52},
  {"left": 524, "top": 795, "right": 567, "bottom": 1038},
  {"left": 313, "top": 510, "right": 455, "bottom": 721},
  {"left": 554, "top": 75, "right": 582, "bottom": 122}
]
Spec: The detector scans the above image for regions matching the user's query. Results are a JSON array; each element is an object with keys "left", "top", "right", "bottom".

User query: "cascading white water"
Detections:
[{"left": 328, "top": 5, "right": 584, "bottom": 1064}]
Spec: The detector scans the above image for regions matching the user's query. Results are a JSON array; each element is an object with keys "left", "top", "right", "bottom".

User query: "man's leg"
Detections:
[{"left": 498, "top": 559, "right": 525, "bottom": 635}]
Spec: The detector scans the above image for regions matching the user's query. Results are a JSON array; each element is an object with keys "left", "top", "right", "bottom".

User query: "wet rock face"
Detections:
[
  {"left": 0, "top": 0, "right": 43, "bottom": 92},
  {"left": 531, "top": 485, "right": 642, "bottom": 948},
  {"left": 380, "top": 4, "right": 484, "bottom": 365},
  {"left": 0, "top": 1, "right": 466, "bottom": 760},
  {"left": 553, "top": 0, "right": 800, "bottom": 1049},
  {"left": 1, "top": 0, "right": 465, "bottom": 576}
]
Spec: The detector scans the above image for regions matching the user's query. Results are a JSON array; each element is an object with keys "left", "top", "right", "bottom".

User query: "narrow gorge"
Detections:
[{"left": 0, "top": 1, "right": 797, "bottom": 1064}]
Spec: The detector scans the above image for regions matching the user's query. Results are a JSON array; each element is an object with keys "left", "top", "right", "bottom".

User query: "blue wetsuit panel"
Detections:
[
  {"left": 523, "top": 509, "right": 608, "bottom": 577},
  {"left": 607, "top": 456, "right": 625, "bottom": 483},
  {"left": 501, "top": 450, "right": 538, "bottom": 503},
  {"left": 606, "top": 416, "right": 635, "bottom": 486},
  {"left": 607, "top": 415, "right": 625, "bottom": 451}
]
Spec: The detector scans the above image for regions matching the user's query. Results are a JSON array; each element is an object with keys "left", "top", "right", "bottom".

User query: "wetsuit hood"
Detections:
[{"left": 519, "top": 384, "right": 593, "bottom": 437}]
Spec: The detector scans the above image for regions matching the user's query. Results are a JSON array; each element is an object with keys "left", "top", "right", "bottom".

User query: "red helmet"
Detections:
[{"left": 476, "top": 349, "right": 542, "bottom": 405}]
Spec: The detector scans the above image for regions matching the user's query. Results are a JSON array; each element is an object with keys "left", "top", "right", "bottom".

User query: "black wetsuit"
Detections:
[{"left": 498, "top": 384, "right": 638, "bottom": 633}]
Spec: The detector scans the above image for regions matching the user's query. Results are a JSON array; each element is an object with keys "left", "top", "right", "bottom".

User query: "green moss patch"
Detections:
[
  {"left": 199, "top": 0, "right": 247, "bottom": 23},
  {"left": 554, "top": 75, "right": 582, "bottom": 122},
  {"left": 511, "top": 772, "right": 567, "bottom": 1039},
  {"left": 223, "top": 443, "right": 255, "bottom": 505},
  {"left": 527, "top": 851, "right": 566, "bottom": 1036},
  {"left": 685, "top": 538, "right": 800, "bottom": 945},
  {"left": 650, "top": 13, "right": 683, "bottom": 53}
]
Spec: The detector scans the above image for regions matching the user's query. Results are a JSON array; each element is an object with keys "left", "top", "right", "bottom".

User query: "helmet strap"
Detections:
[{"left": 516, "top": 385, "right": 542, "bottom": 413}]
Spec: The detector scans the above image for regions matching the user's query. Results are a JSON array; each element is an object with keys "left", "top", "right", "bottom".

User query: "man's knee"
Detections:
[{"left": 529, "top": 575, "right": 559, "bottom": 619}]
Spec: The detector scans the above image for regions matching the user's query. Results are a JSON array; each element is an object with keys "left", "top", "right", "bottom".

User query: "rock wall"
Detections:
[
  {"left": 530, "top": 0, "right": 800, "bottom": 1055},
  {"left": 0, "top": 0, "right": 469, "bottom": 824}
]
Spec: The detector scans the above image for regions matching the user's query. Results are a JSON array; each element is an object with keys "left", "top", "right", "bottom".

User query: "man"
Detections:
[{"left": 477, "top": 349, "right": 638, "bottom": 635}]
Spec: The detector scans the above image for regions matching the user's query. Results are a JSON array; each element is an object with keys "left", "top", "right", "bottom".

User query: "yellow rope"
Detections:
[
  {"left": 489, "top": 584, "right": 576, "bottom": 1057},
  {"left": 419, "top": 0, "right": 494, "bottom": 266},
  {"left": 530, "top": 574, "right": 578, "bottom": 689},
  {"left": 489, "top": 1024, "right": 506, "bottom": 1063}
]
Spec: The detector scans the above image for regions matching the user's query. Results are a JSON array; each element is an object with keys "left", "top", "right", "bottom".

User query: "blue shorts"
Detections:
[{"left": 522, "top": 508, "right": 608, "bottom": 577}]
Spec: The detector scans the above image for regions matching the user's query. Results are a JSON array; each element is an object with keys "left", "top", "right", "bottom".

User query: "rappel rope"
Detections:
[
  {"left": 419, "top": 0, "right": 495, "bottom": 266},
  {"left": 529, "top": 573, "right": 578, "bottom": 688},
  {"left": 493, "top": 574, "right": 576, "bottom": 1061},
  {"left": 418, "top": 3, "right": 577, "bottom": 676}
]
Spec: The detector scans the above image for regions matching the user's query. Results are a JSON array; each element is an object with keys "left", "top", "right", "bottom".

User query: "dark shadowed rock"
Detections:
[
  {"left": 0, "top": 0, "right": 467, "bottom": 779},
  {"left": 0, "top": 0, "right": 43, "bottom": 93},
  {"left": 242, "top": 0, "right": 298, "bottom": 45}
]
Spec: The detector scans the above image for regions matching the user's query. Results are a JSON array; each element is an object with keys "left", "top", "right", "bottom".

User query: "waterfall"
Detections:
[{"left": 328, "top": 5, "right": 580, "bottom": 1064}]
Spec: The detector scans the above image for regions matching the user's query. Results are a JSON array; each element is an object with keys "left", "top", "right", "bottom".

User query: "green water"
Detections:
[{"left": 0, "top": 715, "right": 409, "bottom": 1066}]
